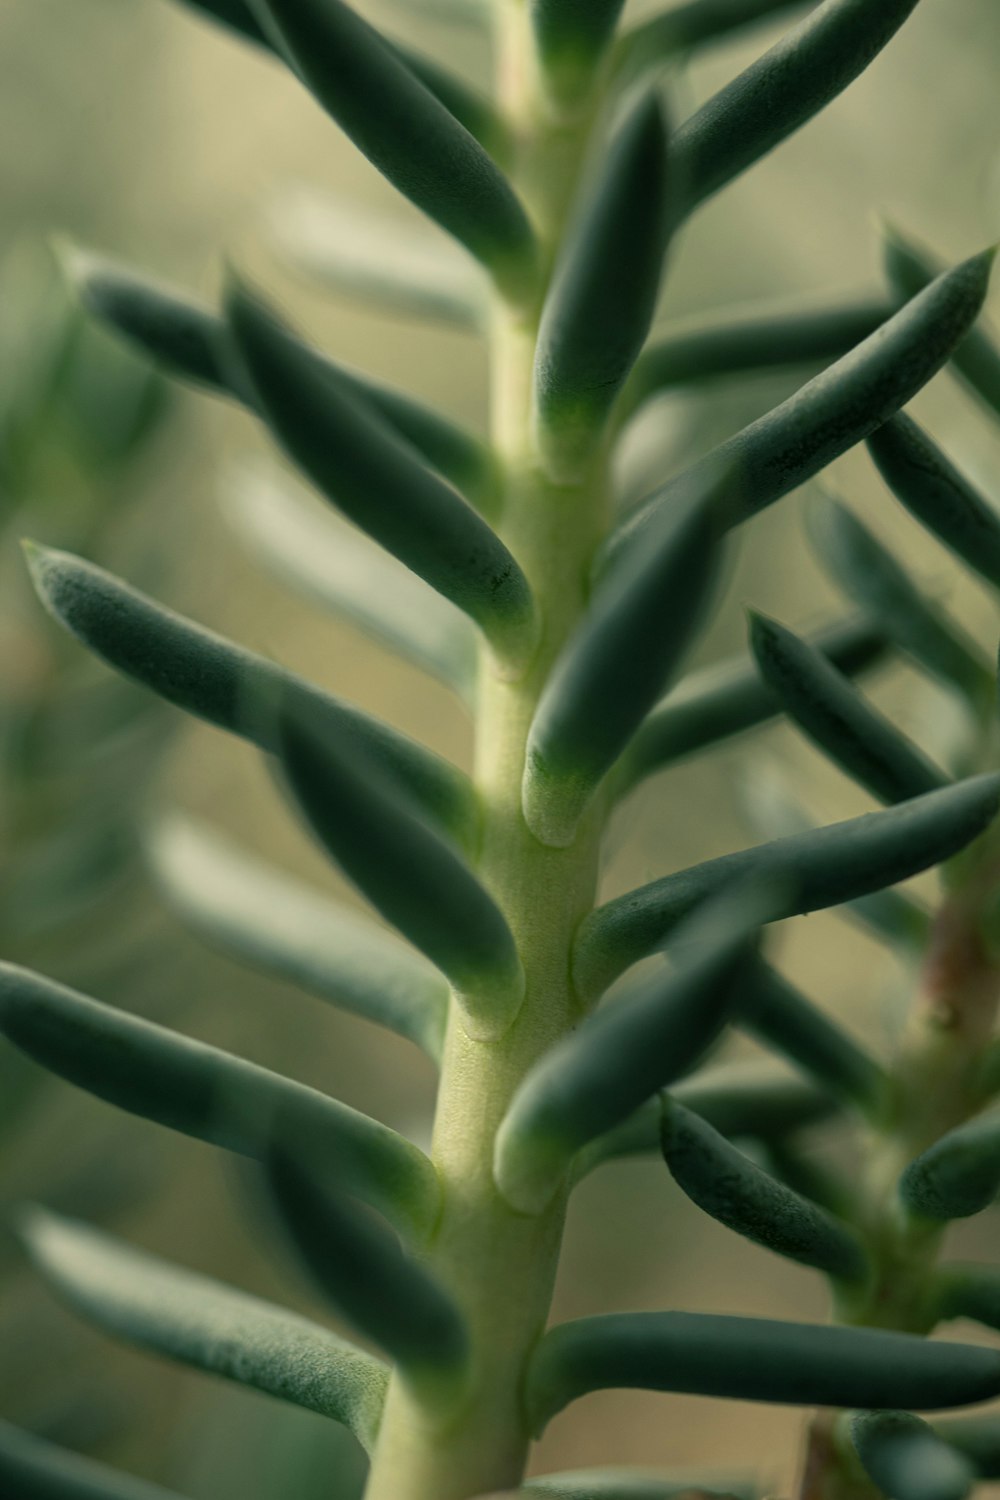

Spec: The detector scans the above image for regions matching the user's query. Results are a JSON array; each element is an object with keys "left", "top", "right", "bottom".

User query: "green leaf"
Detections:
[
  {"left": 808, "top": 496, "right": 994, "bottom": 707},
  {"left": 524, "top": 466, "right": 725, "bottom": 847},
  {"left": 277, "top": 693, "right": 524, "bottom": 1040},
  {"left": 931, "top": 1418, "right": 1000, "bottom": 1480},
  {"left": 748, "top": 609, "right": 947, "bottom": 804},
  {"left": 222, "top": 466, "right": 478, "bottom": 695},
  {"left": 266, "top": 1148, "right": 469, "bottom": 1406},
  {"left": 225, "top": 279, "right": 537, "bottom": 674},
  {"left": 743, "top": 964, "right": 885, "bottom": 1108},
  {"left": 624, "top": 296, "right": 890, "bottom": 418},
  {"left": 573, "top": 773, "right": 1000, "bottom": 998},
  {"left": 617, "top": 613, "right": 887, "bottom": 791},
  {"left": 933, "top": 1263, "right": 1000, "bottom": 1332},
  {"left": 149, "top": 814, "right": 449, "bottom": 1059},
  {"left": 20, "top": 1208, "right": 388, "bottom": 1451},
  {"left": 577, "top": 1064, "right": 837, "bottom": 1178},
  {"left": 868, "top": 415, "right": 1000, "bottom": 593},
  {"left": 65, "top": 248, "right": 497, "bottom": 506},
  {"left": 23, "top": 542, "right": 475, "bottom": 843},
  {"left": 672, "top": 0, "right": 923, "bottom": 215},
  {"left": 661, "top": 1097, "right": 869, "bottom": 1280},
  {"left": 267, "top": 185, "right": 488, "bottom": 329},
  {"left": 0, "top": 1419, "right": 190, "bottom": 1500},
  {"left": 174, "top": 0, "right": 272, "bottom": 48},
  {"left": 884, "top": 223, "right": 1000, "bottom": 419},
  {"left": 616, "top": 0, "right": 809, "bottom": 77},
  {"left": 531, "top": 0, "right": 627, "bottom": 100},
  {"left": 247, "top": 0, "right": 537, "bottom": 301},
  {"left": 0, "top": 962, "right": 437, "bottom": 1234},
  {"left": 534, "top": 92, "right": 671, "bottom": 477},
  {"left": 850, "top": 1411, "right": 975, "bottom": 1500},
  {"left": 520, "top": 1471, "right": 754, "bottom": 1499},
  {"left": 526, "top": 1311, "right": 1000, "bottom": 1435},
  {"left": 495, "top": 887, "right": 768, "bottom": 1214},
  {"left": 900, "top": 1109, "right": 1000, "bottom": 1221},
  {"left": 607, "top": 252, "right": 996, "bottom": 564}
]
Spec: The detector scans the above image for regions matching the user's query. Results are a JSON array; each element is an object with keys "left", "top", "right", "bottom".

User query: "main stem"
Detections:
[{"left": 362, "top": 15, "right": 607, "bottom": 1499}]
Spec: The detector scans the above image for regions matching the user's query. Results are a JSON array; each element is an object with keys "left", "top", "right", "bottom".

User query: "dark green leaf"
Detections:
[
  {"left": 868, "top": 415, "right": 1000, "bottom": 592},
  {"left": 24, "top": 542, "right": 475, "bottom": 843},
  {"left": 748, "top": 609, "right": 947, "bottom": 803},
  {"left": 617, "top": 0, "right": 808, "bottom": 77},
  {"left": 175, "top": 0, "right": 272, "bottom": 48},
  {"left": 932, "top": 1418, "right": 1000, "bottom": 1480},
  {"left": 808, "top": 496, "right": 994, "bottom": 706},
  {"left": 495, "top": 887, "right": 768, "bottom": 1213},
  {"left": 673, "top": 0, "right": 923, "bottom": 215},
  {"left": 522, "top": 1472, "right": 754, "bottom": 1499},
  {"left": 149, "top": 814, "right": 449, "bottom": 1059},
  {"left": 277, "top": 694, "right": 524, "bottom": 1040},
  {"left": 66, "top": 249, "right": 497, "bottom": 506},
  {"left": 0, "top": 963, "right": 436, "bottom": 1234},
  {"left": 934, "top": 1263, "right": 1000, "bottom": 1332},
  {"left": 266, "top": 1148, "right": 469, "bottom": 1405},
  {"left": 20, "top": 1209, "right": 388, "bottom": 1450},
  {"left": 900, "top": 1110, "right": 1000, "bottom": 1221},
  {"left": 223, "top": 468, "right": 478, "bottom": 694},
  {"left": 624, "top": 296, "right": 890, "bottom": 418},
  {"left": 743, "top": 964, "right": 885, "bottom": 1108},
  {"left": 617, "top": 613, "right": 887, "bottom": 791},
  {"left": 526, "top": 1311, "right": 1000, "bottom": 1434},
  {"left": 574, "top": 773, "right": 1000, "bottom": 998},
  {"left": 247, "top": 0, "right": 537, "bottom": 300},
  {"left": 884, "top": 224, "right": 1000, "bottom": 419},
  {"left": 661, "top": 1098, "right": 869, "bottom": 1280},
  {"left": 0, "top": 1419, "right": 189, "bottom": 1500},
  {"left": 225, "top": 279, "right": 537, "bottom": 672},
  {"left": 534, "top": 91, "right": 671, "bottom": 476},
  {"left": 524, "top": 466, "right": 725, "bottom": 846},
  {"left": 531, "top": 0, "right": 627, "bottom": 99},
  {"left": 850, "top": 1411, "right": 975, "bottom": 1500}
]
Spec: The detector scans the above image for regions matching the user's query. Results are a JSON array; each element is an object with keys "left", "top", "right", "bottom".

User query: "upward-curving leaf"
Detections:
[
  {"left": 246, "top": 0, "right": 537, "bottom": 300},
  {"left": 276, "top": 694, "right": 525, "bottom": 1040},
  {"left": 672, "top": 0, "right": 923, "bottom": 215},
  {"left": 0, "top": 962, "right": 437, "bottom": 1234},
  {"left": 23, "top": 542, "right": 475, "bottom": 842},
  {"left": 225, "top": 279, "right": 538, "bottom": 674},
  {"left": 0, "top": 1420, "right": 190, "bottom": 1500},
  {"left": 617, "top": 0, "right": 809, "bottom": 78},
  {"left": 850, "top": 1411, "right": 976, "bottom": 1500},
  {"left": 531, "top": 0, "right": 627, "bottom": 99},
  {"left": 900, "top": 1109, "right": 1000, "bottom": 1222},
  {"left": 574, "top": 773, "right": 1000, "bottom": 997},
  {"left": 20, "top": 1209, "right": 388, "bottom": 1451}
]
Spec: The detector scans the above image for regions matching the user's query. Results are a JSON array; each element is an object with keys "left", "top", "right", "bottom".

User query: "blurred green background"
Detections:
[{"left": 1, "top": 0, "right": 999, "bottom": 1494}]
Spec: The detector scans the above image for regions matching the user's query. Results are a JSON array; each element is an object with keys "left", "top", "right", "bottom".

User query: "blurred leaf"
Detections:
[
  {"left": 934, "top": 1263, "right": 1000, "bottom": 1332},
  {"left": 617, "top": 0, "right": 808, "bottom": 76},
  {"left": 748, "top": 609, "right": 947, "bottom": 803},
  {"left": 0, "top": 1419, "right": 188, "bottom": 1500},
  {"left": 174, "top": 0, "right": 273, "bottom": 47},
  {"left": 20, "top": 1209, "right": 388, "bottom": 1450},
  {"left": 0, "top": 962, "right": 437, "bottom": 1234},
  {"left": 149, "top": 814, "right": 449, "bottom": 1058},
  {"left": 850, "top": 1411, "right": 975, "bottom": 1500},
  {"left": 900, "top": 1109, "right": 1000, "bottom": 1221},
  {"left": 744, "top": 963, "right": 885, "bottom": 1108},
  {"left": 574, "top": 774, "right": 1000, "bottom": 997},
  {"left": 531, "top": 0, "right": 627, "bottom": 100},
  {"left": 526, "top": 1311, "right": 1000, "bottom": 1435},
  {"left": 247, "top": 0, "right": 537, "bottom": 299},
  {"left": 276, "top": 693, "right": 524, "bottom": 1040},
  {"left": 868, "top": 414, "right": 1000, "bottom": 592},
  {"left": 932, "top": 1418, "right": 1000, "bottom": 1480},
  {"left": 225, "top": 280, "right": 537, "bottom": 672}
]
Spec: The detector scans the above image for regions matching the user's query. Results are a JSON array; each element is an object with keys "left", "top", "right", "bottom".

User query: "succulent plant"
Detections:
[{"left": 3, "top": 3, "right": 1000, "bottom": 1500}]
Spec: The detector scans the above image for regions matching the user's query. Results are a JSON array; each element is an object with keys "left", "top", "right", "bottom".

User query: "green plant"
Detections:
[{"left": 4, "top": 2, "right": 1000, "bottom": 1499}]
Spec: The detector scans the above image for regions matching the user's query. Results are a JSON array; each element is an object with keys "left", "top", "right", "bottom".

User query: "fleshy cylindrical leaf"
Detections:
[
  {"left": 519, "top": 1472, "right": 752, "bottom": 1499},
  {"left": 748, "top": 609, "right": 947, "bottom": 804},
  {"left": 661, "top": 1098, "right": 869, "bottom": 1281},
  {"left": 495, "top": 888, "right": 768, "bottom": 1214},
  {"left": 850, "top": 1411, "right": 975, "bottom": 1500},
  {"left": 618, "top": 613, "right": 887, "bottom": 791},
  {"left": 0, "top": 1421, "right": 188, "bottom": 1500},
  {"left": 225, "top": 280, "right": 537, "bottom": 673},
  {"left": 574, "top": 774, "right": 1000, "bottom": 997},
  {"left": 744, "top": 964, "right": 885, "bottom": 1108},
  {"left": 531, "top": 0, "right": 627, "bottom": 98},
  {"left": 526, "top": 1311, "right": 1000, "bottom": 1434},
  {"left": 266, "top": 1148, "right": 468, "bottom": 1405},
  {"left": 900, "top": 1110, "right": 1000, "bottom": 1221},
  {"left": 933, "top": 1418, "right": 1000, "bottom": 1480},
  {"left": 247, "top": 0, "right": 537, "bottom": 300},
  {"left": 534, "top": 92, "right": 672, "bottom": 475},
  {"left": 617, "top": 0, "right": 808, "bottom": 78},
  {"left": 24, "top": 541, "right": 474, "bottom": 842},
  {"left": 149, "top": 815, "right": 449, "bottom": 1058},
  {"left": 175, "top": 0, "right": 272, "bottom": 47},
  {"left": 524, "top": 467, "right": 725, "bottom": 847},
  {"left": 672, "top": 0, "right": 923, "bottom": 214},
  {"left": 868, "top": 415, "right": 1000, "bottom": 592},
  {"left": 277, "top": 695, "right": 524, "bottom": 1039},
  {"left": 808, "top": 497, "right": 993, "bottom": 706},
  {"left": 934, "top": 1264, "right": 1000, "bottom": 1333},
  {"left": 20, "top": 1209, "right": 388, "bottom": 1450}
]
